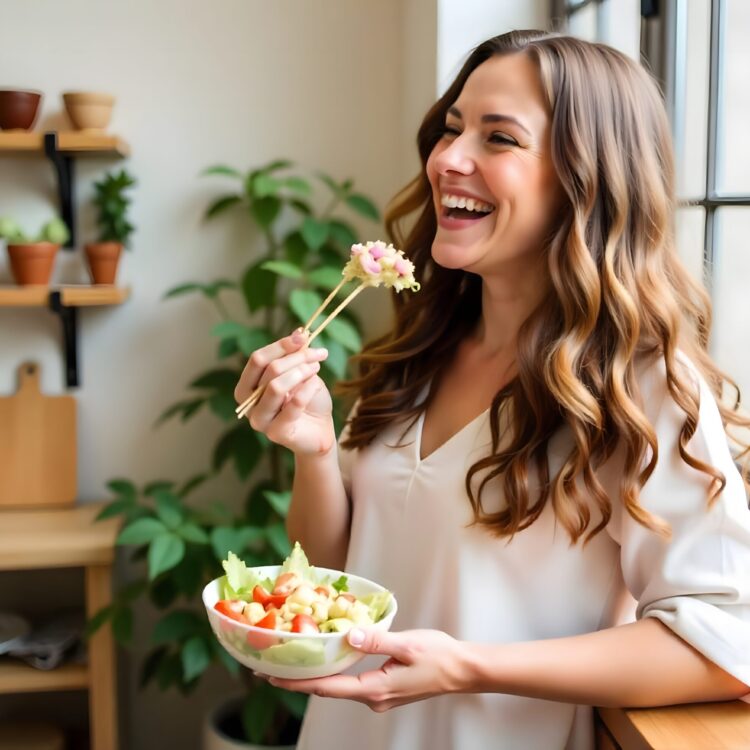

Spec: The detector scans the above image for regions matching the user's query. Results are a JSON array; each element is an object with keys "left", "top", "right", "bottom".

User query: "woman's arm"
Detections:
[
  {"left": 286, "top": 443, "right": 350, "bottom": 570},
  {"left": 464, "top": 617, "right": 749, "bottom": 707}
]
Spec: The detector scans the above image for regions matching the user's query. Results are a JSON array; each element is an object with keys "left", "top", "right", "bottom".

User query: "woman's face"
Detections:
[{"left": 426, "top": 52, "right": 563, "bottom": 275}]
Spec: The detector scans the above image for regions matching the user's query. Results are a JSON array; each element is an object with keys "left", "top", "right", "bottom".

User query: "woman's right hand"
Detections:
[{"left": 234, "top": 329, "right": 335, "bottom": 456}]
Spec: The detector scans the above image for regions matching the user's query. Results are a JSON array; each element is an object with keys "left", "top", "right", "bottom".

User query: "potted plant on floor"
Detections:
[
  {"left": 0, "top": 216, "right": 69, "bottom": 285},
  {"left": 90, "top": 158, "right": 381, "bottom": 748},
  {"left": 84, "top": 168, "right": 136, "bottom": 284}
]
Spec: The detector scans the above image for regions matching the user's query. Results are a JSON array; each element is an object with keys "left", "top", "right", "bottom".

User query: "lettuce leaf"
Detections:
[
  {"left": 279, "top": 541, "right": 317, "bottom": 584},
  {"left": 220, "top": 551, "right": 272, "bottom": 600},
  {"left": 360, "top": 591, "right": 392, "bottom": 623}
]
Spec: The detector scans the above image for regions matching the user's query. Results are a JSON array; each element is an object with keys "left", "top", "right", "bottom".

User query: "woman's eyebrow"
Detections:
[{"left": 447, "top": 106, "right": 531, "bottom": 136}]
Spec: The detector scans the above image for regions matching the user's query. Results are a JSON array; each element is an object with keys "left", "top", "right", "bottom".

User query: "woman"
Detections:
[{"left": 234, "top": 30, "right": 750, "bottom": 750}]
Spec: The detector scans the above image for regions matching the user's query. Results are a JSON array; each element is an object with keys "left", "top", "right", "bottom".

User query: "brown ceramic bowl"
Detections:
[
  {"left": 62, "top": 91, "right": 115, "bottom": 132},
  {"left": 0, "top": 90, "right": 42, "bottom": 131}
]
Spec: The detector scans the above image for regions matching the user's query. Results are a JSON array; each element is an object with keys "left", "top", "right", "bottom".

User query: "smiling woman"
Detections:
[{"left": 235, "top": 28, "right": 750, "bottom": 750}]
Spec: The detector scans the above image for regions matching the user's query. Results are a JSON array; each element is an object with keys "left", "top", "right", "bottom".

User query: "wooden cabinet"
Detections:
[{"left": 0, "top": 503, "right": 120, "bottom": 749}]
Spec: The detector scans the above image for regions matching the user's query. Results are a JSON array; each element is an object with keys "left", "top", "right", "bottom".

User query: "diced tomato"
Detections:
[
  {"left": 252, "top": 585, "right": 287, "bottom": 609},
  {"left": 245, "top": 611, "right": 280, "bottom": 651},
  {"left": 314, "top": 586, "right": 330, "bottom": 598},
  {"left": 291, "top": 614, "right": 320, "bottom": 634},
  {"left": 338, "top": 592, "right": 356, "bottom": 603},
  {"left": 272, "top": 572, "right": 300, "bottom": 596},
  {"left": 214, "top": 600, "right": 248, "bottom": 623}
]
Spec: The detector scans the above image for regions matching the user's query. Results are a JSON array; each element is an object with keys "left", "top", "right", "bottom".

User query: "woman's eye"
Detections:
[
  {"left": 442, "top": 126, "right": 461, "bottom": 137},
  {"left": 489, "top": 133, "right": 517, "bottom": 146}
]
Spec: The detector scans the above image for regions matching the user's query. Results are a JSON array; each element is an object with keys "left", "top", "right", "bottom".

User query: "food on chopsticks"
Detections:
[
  {"left": 214, "top": 543, "right": 393, "bottom": 635},
  {"left": 235, "top": 240, "right": 420, "bottom": 419}
]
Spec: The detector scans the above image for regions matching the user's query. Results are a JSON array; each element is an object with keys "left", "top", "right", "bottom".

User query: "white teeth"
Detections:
[{"left": 439, "top": 193, "right": 494, "bottom": 213}]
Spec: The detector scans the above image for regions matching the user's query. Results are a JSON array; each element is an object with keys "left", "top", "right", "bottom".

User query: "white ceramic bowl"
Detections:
[{"left": 203, "top": 566, "right": 398, "bottom": 680}]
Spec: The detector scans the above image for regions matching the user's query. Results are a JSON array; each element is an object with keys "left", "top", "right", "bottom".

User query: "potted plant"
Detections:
[
  {"left": 90, "top": 158, "right": 381, "bottom": 748},
  {"left": 0, "top": 216, "right": 69, "bottom": 285},
  {"left": 84, "top": 168, "right": 136, "bottom": 284}
]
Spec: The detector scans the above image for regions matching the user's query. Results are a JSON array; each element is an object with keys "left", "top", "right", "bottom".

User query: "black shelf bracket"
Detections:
[
  {"left": 49, "top": 291, "right": 79, "bottom": 388},
  {"left": 43, "top": 132, "right": 76, "bottom": 249}
]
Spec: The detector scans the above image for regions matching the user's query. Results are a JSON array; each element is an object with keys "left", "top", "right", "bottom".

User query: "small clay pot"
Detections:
[
  {"left": 62, "top": 92, "right": 115, "bottom": 132},
  {"left": 84, "top": 241, "right": 122, "bottom": 284},
  {"left": 6, "top": 242, "right": 59, "bottom": 285},
  {"left": 0, "top": 90, "right": 42, "bottom": 131}
]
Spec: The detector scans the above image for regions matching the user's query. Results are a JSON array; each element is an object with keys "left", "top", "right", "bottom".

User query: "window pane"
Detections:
[
  {"left": 675, "top": 0, "right": 711, "bottom": 200},
  {"left": 568, "top": 3, "right": 598, "bottom": 41},
  {"left": 675, "top": 206, "right": 706, "bottom": 284},
  {"left": 716, "top": 0, "right": 750, "bottom": 194},
  {"left": 710, "top": 208, "right": 750, "bottom": 418}
]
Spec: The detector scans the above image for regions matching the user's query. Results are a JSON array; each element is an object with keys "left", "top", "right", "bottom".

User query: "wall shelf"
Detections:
[
  {"left": 0, "top": 285, "right": 130, "bottom": 387},
  {"left": 0, "top": 131, "right": 129, "bottom": 247},
  {"left": 0, "top": 660, "right": 89, "bottom": 694}
]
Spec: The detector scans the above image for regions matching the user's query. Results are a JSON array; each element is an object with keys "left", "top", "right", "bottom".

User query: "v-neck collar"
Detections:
[{"left": 414, "top": 406, "right": 490, "bottom": 465}]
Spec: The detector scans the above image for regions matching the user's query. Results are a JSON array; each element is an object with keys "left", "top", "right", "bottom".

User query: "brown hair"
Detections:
[{"left": 336, "top": 30, "right": 750, "bottom": 543}]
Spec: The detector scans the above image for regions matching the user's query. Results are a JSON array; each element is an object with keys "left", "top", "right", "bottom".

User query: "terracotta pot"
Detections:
[
  {"left": 0, "top": 89, "right": 42, "bottom": 131},
  {"left": 62, "top": 92, "right": 115, "bottom": 132},
  {"left": 6, "top": 242, "right": 59, "bottom": 285},
  {"left": 84, "top": 241, "right": 122, "bottom": 284}
]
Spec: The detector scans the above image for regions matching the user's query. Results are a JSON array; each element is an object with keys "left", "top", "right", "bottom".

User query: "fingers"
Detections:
[
  {"left": 248, "top": 362, "right": 322, "bottom": 432},
  {"left": 346, "top": 628, "right": 414, "bottom": 663},
  {"left": 278, "top": 373, "right": 325, "bottom": 422},
  {"left": 234, "top": 328, "right": 308, "bottom": 402},
  {"left": 268, "top": 671, "right": 379, "bottom": 701}
]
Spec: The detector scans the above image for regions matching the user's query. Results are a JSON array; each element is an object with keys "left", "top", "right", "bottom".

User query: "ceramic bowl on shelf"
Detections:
[
  {"left": 0, "top": 89, "right": 42, "bottom": 131},
  {"left": 62, "top": 91, "right": 115, "bottom": 132},
  {"left": 203, "top": 566, "right": 398, "bottom": 680}
]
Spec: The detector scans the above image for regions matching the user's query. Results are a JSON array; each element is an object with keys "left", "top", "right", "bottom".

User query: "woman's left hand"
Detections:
[{"left": 264, "top": 628, "right": 472, "bottom": 712}]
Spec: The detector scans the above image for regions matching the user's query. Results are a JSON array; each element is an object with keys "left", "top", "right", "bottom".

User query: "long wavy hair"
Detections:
[{"left": 335, "top": 30, "right": 750, "bottom": 543}]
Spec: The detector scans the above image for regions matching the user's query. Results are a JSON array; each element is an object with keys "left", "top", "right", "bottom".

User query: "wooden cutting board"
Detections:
[{"left": 0, "top": 362, "right": 77, "bottom": 508}]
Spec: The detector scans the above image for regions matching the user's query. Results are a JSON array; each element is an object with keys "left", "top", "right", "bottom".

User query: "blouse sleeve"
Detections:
[
  {"left": 337, "top": 399, "right": 360, "bottom": 498},
  {"left": 606, "top": 355, "right": 750, "bottom": 690}
]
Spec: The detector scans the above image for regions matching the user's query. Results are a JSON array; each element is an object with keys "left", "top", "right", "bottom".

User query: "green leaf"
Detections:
[
  {"left": 156, "top": 652, "right": 183, "bottom": 690},
  {"left": 96, "top": 498, "right": 131, "bottom": 521},
  {"left": 106, "top": 478, "right": 137, "bottom": 503},
  {"left": 85, "top": 604, "right": 114, "bottom": 637},
  {"left": 149, "top": 577, "right": 179, "bottom": 609},
  {"left": 213, "top": 425, "right": 262, "bottom": 478},
  {"left": 283, "top": 231, "right": 309, "bottom": 266},
  {"left": 140, "top": 646, "right": 169, "bottom": 688},
  {"left": 204, "top": 194, "right": 241, "bottom": 220},
  {"left": 209, "top": 391, "right": 239, "bottom": 421},
  {"left": 324, "top": 316, "right": 362, "bottom": 352},
  {"left": 328, "top": 220, "right": 359, "bottom": 250},
  {"left": 218, "top": 337, "right": 239, "bottom": 359},
  {"left": 345, "top": 193, "right": 380, "bottom": 221},
  {"left": 260, "top": 260, "right": 303, "bottom": 279},
  {"left": 332, "top": 574, "right": 349, "bottom": 593},
  {"left": 177, "top": 522, "right": 209, "bottom": 544},
  {"left": 144, "top": 480, "right": 175, "bottom": 497},
  {"left": 119, "top": 579, "right": 148, "bottom": 603},
  {"left": 289, "top": 289, "right": 324, "bottom": 329},
  {"left": 260, "top": 158, "right": 292, "bottom": 173},
  {"left": 152, "top": 610, "right": 205, "bottom": 645},
  {"left": 117, "top": 517, "right": 167, "bottom": 546},
  {"left": 201, "top": 165, "right": 243, "bottom": 179},
  {"left": 319, "top": 335, "right": 348, "bottom": 379},
  {"left": 243, "top": 682, "right": 276, "bottom": 745},
  {"left": 148, "top": 533, "right": 186, "bottom": 579},
  {"left": 242, "top": 261, "right": 278, "bottom": 313},
  {"left": 276, "top": 688, "right": 309, "bottom": 718},
  {"left": 211, "top": 320, "right": 250, "bottom": 341},
  {"left": 181, "top": 636, "right": 212, "bottom": 682},
  {"left": 263, "top": 490, "right": 292, "bottom": 516},
  {"left": 307, "top": 265, "right": 344, "bottom": 291},
  {"left": 288, "top": 198, "right": 312, "bottom": 216},
  {"left": 211, "top": 638, "right": 240, "bottom": 676},
  {"left": 252, "top": 173, "right": 282, "bottom": 198},
  {"left": 203, "top": 279, "right": 235, "bottom": 298},
  {"left": 316, "top": 171, "right": 343, "bottom": 196},
  {"left": 283, "top": 176, "right": 311, "bottom": 195},
  {"left": 265, "top": 522, "right": 292, "bottom": 557},
  {"left": 155, "top": 398, "right": 205, "bottom": 427},
  {"left": 190, "top": 368, "right": 239, "bottom": 392},
  {"left": 250, "top": 196, "right": 282, "bottom": 229},
  {"left": 162, "top": 282, "right": 203, "bottom": 300},
  {"left": 237, "top": 327, "right": 273, "bottom": 356},
  {"left": 154, "top": 491, "right": 184, "bottom": 529},
  {"left": 112, "top": 606, "right": 133, "bottom": 645},
  {"left": 210, "top": 526, "right": 246, "bottom": 562},
  {"left": 301, "top": 217, "right": 330, "bottom": 250},
  {"left": 178, "top": 473, "right": 209, "bottom": 498}
]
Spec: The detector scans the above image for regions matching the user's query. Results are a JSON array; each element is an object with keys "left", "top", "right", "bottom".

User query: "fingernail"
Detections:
[
  {"left": 348, "top": 628, "right": 364, "bottom": 647},
  {"left": 292, "top": 331, "right": 305, "bottom": 344},
  {"left": 313, "top": 347, "right": 328, "bottom": 358}
]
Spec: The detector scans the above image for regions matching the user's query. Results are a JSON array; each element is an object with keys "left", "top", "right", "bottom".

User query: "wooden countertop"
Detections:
[
  {"left": 0, "top": 502, "right": 119, "bottom": 570},
  {"left": 597, "top": 700, "right": 750, "bottom": 749}
]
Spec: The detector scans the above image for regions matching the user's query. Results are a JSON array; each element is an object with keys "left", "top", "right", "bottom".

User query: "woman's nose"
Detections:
[{"left": 434, "top": 135, "right": 475, "bottom": 176}]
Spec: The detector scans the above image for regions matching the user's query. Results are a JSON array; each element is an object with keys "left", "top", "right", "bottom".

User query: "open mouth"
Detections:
[{"left": 440, "top": 193, "right": 495, "bottom": 221}]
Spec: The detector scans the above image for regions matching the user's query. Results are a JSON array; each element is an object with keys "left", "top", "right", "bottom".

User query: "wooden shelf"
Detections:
[
  {"left": 0, "top": 503, "right": 120, "bottom": 571},
  {"left": 0, "top": 131, "right": 129, "bottom": 158},
  {"left": 0, "top": 284, "right": 130, "bottom": 308},
  {"left": 0, "top": 659, "right": 89, "bottom": 694}
]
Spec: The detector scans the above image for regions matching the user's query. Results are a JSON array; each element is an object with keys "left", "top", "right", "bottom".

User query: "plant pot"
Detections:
[
  {"left": 6, "top": 242, "right": 59, "bottom": 285},
  {"left": 203, "top": 698, "right": 298, "bottom": 750},
  {"left": 0, "top": 89, "right": 42, "bottom": 131},
  {"left": 62, "top": 92, "right": 115, "bottom": 132},
  {"left": 84, "top": 241, "right": 122, "bottom": 284}
]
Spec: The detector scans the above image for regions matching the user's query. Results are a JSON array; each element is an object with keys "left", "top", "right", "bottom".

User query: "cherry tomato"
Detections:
[
  {"left": 291, "top": 614, "right": 320, "bottom": 634},
  {"left": 273, "top": 572, "right": 300, "bottom": 596},
  {"left": 214, "top": 600, "right": 248, "bottom": 623},
  {"left": 245, "top": 611, "right": 280, "bottom": 651},
  {"left": 252, "top": 585, "right": 287, "bottom": 610}
]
